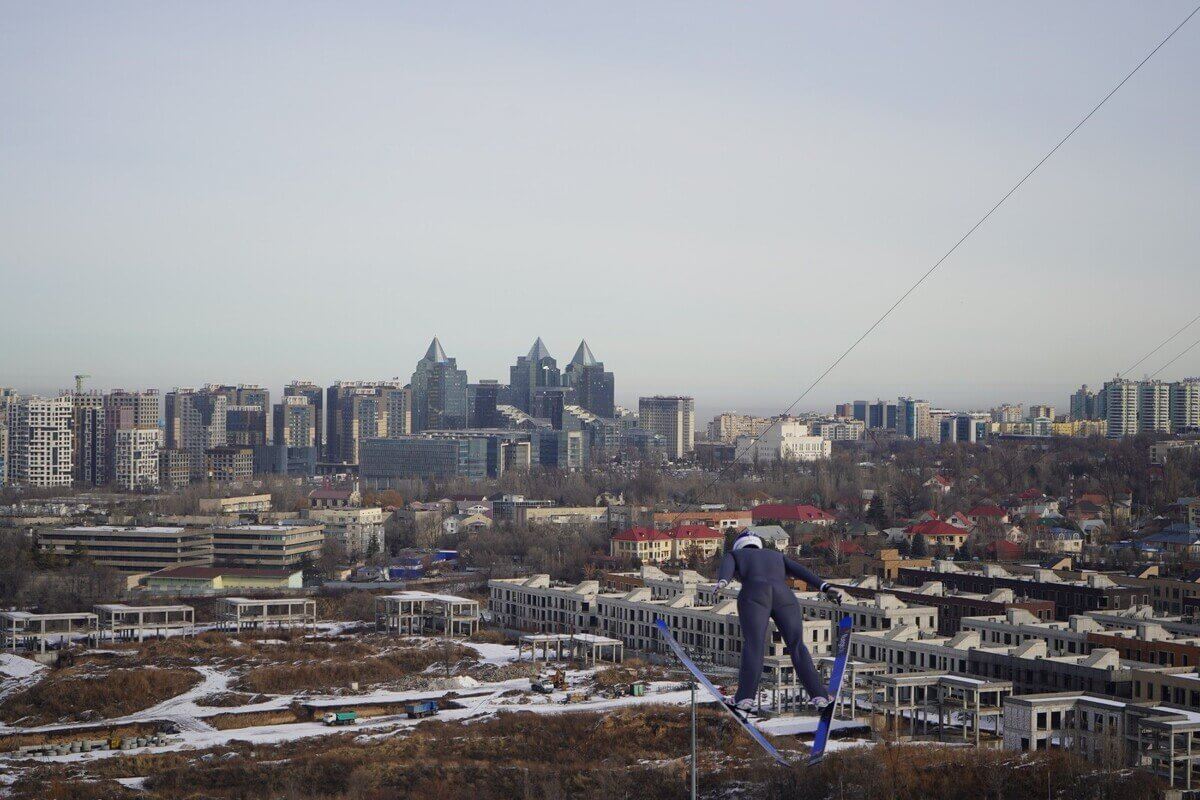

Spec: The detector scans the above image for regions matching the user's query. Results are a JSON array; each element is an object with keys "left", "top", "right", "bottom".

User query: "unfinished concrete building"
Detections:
[
  {"left": 1004, "top": 693, "right": 1200, "bottom": 790},
  {"left": 375, "top": 591, "right": 480, "bottom": 637},
  {"left": 0, "top": 611, "right": 98, "bottom": 652},
  {"left": 216, "top": 597, "right": 316, "bottom": 632},
  {"left": 94, "top": 603, "right": 195, "bottom": 642},
  {"left": 867, "top": 670, "right": 1012, "bottom": 745}
]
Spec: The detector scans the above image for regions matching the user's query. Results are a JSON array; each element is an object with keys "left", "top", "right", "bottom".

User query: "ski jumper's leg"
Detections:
[
  {"left": 771, "top": 585, "right": 829, "bottom": 699},
  {"left": 734, "top": 584, "right": 772, "bottom": 703}
]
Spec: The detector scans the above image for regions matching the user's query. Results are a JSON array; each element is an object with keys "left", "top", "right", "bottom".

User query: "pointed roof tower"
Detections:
[
  {"left": 424, "top": 337, "right": 449, "bottom": 364},
  {"left": 570, "top": 339, "right": 598, "bottom": 367},
  {"left": 527, "top": 337, "right": 553, "bottom": 362}
]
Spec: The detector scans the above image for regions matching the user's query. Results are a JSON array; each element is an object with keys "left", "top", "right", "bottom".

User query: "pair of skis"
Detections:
[{"left": 654, "top": 615, "right": 852, "bottom": 767}]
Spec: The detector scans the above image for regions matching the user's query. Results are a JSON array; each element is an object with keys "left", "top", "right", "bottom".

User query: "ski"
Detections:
[
  {"left": 808, "top": 614, "right": 853, "bottom": 765},
  {"left": 654, "top": 617, "right": 791, "bottom": 767}
]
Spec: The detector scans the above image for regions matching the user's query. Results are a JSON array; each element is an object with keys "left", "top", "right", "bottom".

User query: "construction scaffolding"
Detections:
[
  {"left": 518, "top": 633, "right": 573, "bottom": 662},
  {"left": 375, "top": 592, "right": 480, "bottom": 637},
  {"left": 570, "top": 633, "right": 623, "bottom": 664},
  {"left": 94, "top": 603, "right": 195, "bottom": 643},
  {"left": 0, "top": 611, "right": 98, "bottom": 652},
  {"left": 217, "top": 597, "right": 317, "bottom": 632}
]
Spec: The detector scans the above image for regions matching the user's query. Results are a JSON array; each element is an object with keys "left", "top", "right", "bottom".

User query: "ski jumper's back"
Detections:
[{"left": 717, "top": 547, "right": 822, "bottom": 589}]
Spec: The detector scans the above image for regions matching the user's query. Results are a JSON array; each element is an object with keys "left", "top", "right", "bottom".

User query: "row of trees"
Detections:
[{"left": 0, "top": 532, "right": 126, "bottom": 612}]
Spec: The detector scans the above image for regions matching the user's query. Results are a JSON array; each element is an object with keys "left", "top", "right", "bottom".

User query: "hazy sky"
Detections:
[{"left": 2, "top": 2, "right": 1198, "bottom": 420}]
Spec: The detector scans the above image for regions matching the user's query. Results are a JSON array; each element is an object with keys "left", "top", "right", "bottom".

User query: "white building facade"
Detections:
[{"left": 735, "top": 420, "right": 831, "bottom": 463}]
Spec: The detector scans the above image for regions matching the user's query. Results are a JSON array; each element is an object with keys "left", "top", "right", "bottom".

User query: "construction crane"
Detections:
[{"left": 74, "top": 374, "right": 91, "bottom": 393}]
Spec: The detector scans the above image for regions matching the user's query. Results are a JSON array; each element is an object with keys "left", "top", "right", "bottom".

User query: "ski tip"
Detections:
[
  {"left": 837, "top": 615, "right": 853, "bottom": 631},
  {"left": 654, "top": 618, "right": 667, "bottom": 631}
]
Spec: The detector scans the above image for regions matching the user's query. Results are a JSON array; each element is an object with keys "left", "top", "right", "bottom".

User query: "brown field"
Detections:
[
  {"left": 0, "top": 667, "right": 201, "bottom": 726},
  {"left": 3, "top": 706, "right": 1163, "bottom": 800},
  {"left": 591, "top": 658, "right": 672, "bottom": 689},
  {"left": 236, "top": 641, "right": 477, "bottom": 694}
]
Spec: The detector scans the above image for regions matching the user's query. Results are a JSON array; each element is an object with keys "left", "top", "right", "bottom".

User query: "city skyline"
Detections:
[
  {"left": 3, "top": 3, "right": 1199, "bottom": 413},
  {"left": 5, "top": 333, "right": 1198, "bottom": 425}
]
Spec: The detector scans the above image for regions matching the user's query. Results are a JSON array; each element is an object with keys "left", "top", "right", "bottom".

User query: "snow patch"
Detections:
[{"left": 0, "top": 653, "right": 45, "bottom": 679}]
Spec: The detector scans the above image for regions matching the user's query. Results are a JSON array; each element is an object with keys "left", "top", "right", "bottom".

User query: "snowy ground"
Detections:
[
  {"left": 0, "top": 655, "right": 44, "bottom": 680},
  {"left": 0, "top": 638, "right": 868, "bottom": 769}
]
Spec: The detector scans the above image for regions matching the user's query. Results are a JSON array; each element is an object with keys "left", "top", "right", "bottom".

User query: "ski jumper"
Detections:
[{"left": 718, "top": 547, "right": 829, "bottom": 704}]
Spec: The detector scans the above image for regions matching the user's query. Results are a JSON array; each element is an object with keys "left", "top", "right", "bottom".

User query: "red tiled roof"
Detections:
[
  {"left": 1018, "top": 488, "right": 1043, "bottom": 500},
  {"left": 668, "top": 525, "right": 723, "bottom": 541},
  {"left": 907, "top": 520, "right": 969, "bottom": 538},
  {"left": 611, "top": 527, "right": 671, "bottom": 542},
  {"left": 752, "top": 504, "right": 835, "bottom": 523}
]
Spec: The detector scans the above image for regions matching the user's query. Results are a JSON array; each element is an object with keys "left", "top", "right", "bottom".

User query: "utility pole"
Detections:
[{"left": 690, "top": 682, "right": 698, "bottom": 800}]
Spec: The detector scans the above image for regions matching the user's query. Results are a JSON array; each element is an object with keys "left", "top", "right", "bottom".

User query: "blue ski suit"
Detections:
[{"left": 718, "top": 548, "right": 829, "bottom": 703}]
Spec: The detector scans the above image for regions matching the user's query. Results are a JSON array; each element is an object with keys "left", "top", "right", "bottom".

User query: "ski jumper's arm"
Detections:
[
  {"left": 717, "top": 553, "right": 737, "bottom": 585},
  {"left": 783, "top": 556, "right": 835, "bottom": 595}
]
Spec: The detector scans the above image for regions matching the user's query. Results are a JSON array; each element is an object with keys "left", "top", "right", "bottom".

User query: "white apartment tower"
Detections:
[
  {"left": 1138, "top": 379, "right": 1171, "bottom": 434},
  {"left": 6, "top": 396, "right": 73, "bottom": 487},
  {"left": 1170, "top": 379, "right": 1200, "bottom": 433},
  {"left": 1104, "top": 379, "right": 1140, "bottom": 439},
  {"left": 638, "top": 396, "right": 695, "bottom": 460},
  {"left": 114, "top": 427, "right": 163, "bottom": 490},
  {"left": 275, "top": 395, "right": 317, "bottom": 448}
]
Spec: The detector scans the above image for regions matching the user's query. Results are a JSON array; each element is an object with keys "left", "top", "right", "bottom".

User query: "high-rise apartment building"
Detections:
[
  {"left": 509, "top": 338, "right": 560, "bottom": 414},
  {"left": 208, "top": 385, "right": 270, "bottom": 446},
  {"left": 68, "top": 391, "right": 106, "bottom": 486},
  {"left": 1138, "top": 379, "right": 1171, "bottom": 434},
  {"left": 851, "top": 401, "right": 869, "bottom": 423},
  {"left": 1104, "top": 378, "right": 1139, "bottom": 439},
  {"left": 638, "top": 396, "right": 695, "bottom": 460},
  {"left": 325, "top": 382, "right": 412, "bottom": 463},
  {"left": 284, "top": 382, "right": 324, "bottom": 456},
  {"left": 384, "top": 385, "right": 412, "bottom": 437},
  {"left": 273, "top": 395, "right": 317, "bottom": 448},
  {"left": 0, "top": 389, "right": 13, "bottom": 485},
  {"left": 410, "top": 337, "right": 468, "bottom": 431},
  {"left": 164, "top": 389, "right": 228, "bottom": 481},
  {"left": 1170, "top": 379, "right": 1200, "bottom": 433},
  {"left": 1027, "top": 405, "right": 1056, "bottom": 421},
  {"left": 991, "top": 404, "right": 1024, "bottom": 424},
  {"left": 204, "top": 446, "right": 255, "bottom": 482},
  {"left": 1069, "top": 385, "right": 1098, "bottom": 421},
  {"left": 562, "top": 340, "right": 615, "bottom": 418},
  {"left": 897, "top": 397, "right": 933, "bottom": 441},
  {"left": 706, "top": 413, "right": 773, "bottom": 443},
  {"left": 6, "top": 396, "right": 73, "bottom": 487},
  {"left": 103, "top": 389, "right": 162, "bottom": 485},
  {"left": 114, "top": 427, "right": 163, "bottom": 490},
  {"left": 0, "top": 422, "right": 7, "bottom": 486}
]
